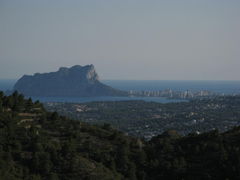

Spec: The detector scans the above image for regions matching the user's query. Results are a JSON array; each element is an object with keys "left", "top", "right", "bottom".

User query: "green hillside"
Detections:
[{"left": 0, "top": 91, "right": 240, "bottom": 180}]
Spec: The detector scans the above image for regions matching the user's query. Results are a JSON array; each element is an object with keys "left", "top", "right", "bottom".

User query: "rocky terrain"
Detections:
[{"left": 14, "top": 65, "right": 127, "bottom": 97}]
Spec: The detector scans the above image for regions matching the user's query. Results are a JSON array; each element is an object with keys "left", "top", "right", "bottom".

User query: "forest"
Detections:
[{"left": 1, "top": 91, "right": 240, "bottom": 180}]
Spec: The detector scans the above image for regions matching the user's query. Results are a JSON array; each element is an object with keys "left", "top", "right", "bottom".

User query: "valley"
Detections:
[{"left": 45, "top": 96, "right": 240, "bottom": 140}]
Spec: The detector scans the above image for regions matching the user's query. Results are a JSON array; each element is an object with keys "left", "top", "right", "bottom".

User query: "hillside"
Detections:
[
  {"left": 0, "top": 91, "right": 240, "bottom": 179},
  {"left": 13, "top": 65, "right": 127, "bottom": 97}
]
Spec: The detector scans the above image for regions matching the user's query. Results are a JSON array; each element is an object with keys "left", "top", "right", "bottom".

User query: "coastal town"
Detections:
[
  {"left": 45, "top": 95, "right": 240, "bottom": 140},
  {"left": 128, "top": 89, "right": 229, "bottom": 99}
]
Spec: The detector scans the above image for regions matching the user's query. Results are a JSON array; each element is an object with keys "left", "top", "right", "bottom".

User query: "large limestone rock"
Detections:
[{"left": 14, "top": 65, "right": 127, "bottom": 97}]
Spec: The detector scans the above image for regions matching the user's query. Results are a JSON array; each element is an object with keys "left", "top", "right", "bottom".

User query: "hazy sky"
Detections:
[{"left": 0, "top": 0, "right": 240, "bottom": 80}]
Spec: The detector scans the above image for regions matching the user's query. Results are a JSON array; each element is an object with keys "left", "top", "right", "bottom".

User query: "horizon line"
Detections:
[{"left": 1, "top": 78, "right": 240, "bottom": 82}]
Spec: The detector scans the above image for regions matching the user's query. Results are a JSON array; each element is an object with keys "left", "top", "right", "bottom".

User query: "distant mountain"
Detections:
[{"left": 13, "top": 65, "right": 127, "bottom": 97}]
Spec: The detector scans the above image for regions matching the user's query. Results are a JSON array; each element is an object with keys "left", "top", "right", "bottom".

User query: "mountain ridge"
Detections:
[{"left": 13, "top": 65, "right": 127, "bottom": 97}]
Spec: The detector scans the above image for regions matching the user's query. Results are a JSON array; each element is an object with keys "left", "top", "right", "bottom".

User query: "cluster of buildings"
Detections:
[{"left": 128, "top": 89, "right": 219, "bottom": 99}]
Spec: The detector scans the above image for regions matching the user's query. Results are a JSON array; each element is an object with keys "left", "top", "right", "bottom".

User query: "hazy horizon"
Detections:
[
  {"left": 1, "top": 0, "right": 240, "bottom": 80},
  {"left": 1, "top": 76, "right": 240, "bottom": 82}
]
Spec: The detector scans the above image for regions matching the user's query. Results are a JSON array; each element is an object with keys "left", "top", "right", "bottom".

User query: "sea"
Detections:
[{"left": 1, "top": 79, "right": 240, "bottom": 103}]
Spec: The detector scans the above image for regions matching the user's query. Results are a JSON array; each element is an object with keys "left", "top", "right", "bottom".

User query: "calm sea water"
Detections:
[
  {"left": 102, "top": 80, "right": 240, "bottom": 94},
  {"left": 1, "top": 79, "right": 240, "bottom": 103},
  {"left": 0, "top": 79, "right": 16, "bottom": 91},
  {"left": 30, "top": 96, "right": 186, "bottom": 103}
]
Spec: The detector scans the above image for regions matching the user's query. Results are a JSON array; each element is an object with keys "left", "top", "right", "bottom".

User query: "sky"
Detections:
[{"left": 0, "top": 0, "right": 240, "bottom": 80}]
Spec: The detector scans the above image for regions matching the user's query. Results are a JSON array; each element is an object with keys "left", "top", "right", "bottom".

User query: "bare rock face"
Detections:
[{"left": 14, "top": 65, "right": 127, "bottom": 97}]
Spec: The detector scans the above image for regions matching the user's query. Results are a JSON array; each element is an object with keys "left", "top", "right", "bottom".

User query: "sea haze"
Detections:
[
  {"left": 0, "top": 79, "right": 17, "bottom": 91},
  {"left": 0, "top": 79, "right": 240, "bottom": 103},
  {"left": 102, "top": 80, "right": 240, "bottom": 94}
]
